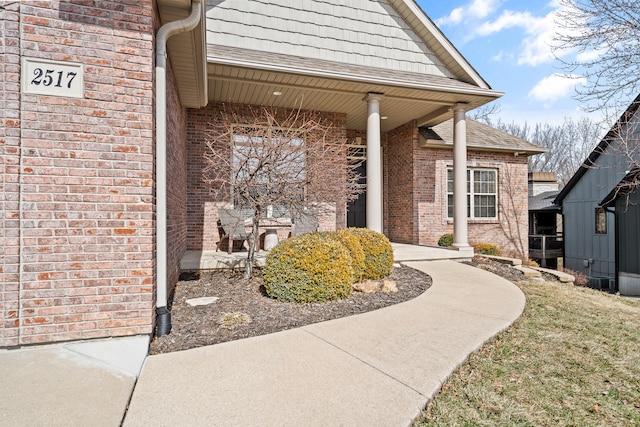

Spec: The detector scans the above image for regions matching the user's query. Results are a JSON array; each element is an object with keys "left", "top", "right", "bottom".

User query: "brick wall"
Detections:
[
  {"left": 414, "top": 148, "right": 530, "bottom": 258},
  {"left": 1, "top": 2, "right": 22, "bottom": 347},
  {"left": 385, "top": 121, "right": 530, "bottom": 258},
  {"left": 386, "top": 121, "right": 417, "bottom": 243},
  {"left": 165, "top": 63, "right": 187, "bottom": 298},
  {"left": 186, "top": 103, "right": 347, "bottom": 251},
  {"left": 0, "top": 1, "right": 157, "bottom": 346}
]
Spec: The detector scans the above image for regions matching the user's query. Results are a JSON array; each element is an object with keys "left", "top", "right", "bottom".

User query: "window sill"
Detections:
[{"left": 447, "top": 218, "right": 499, "bottom": 225}]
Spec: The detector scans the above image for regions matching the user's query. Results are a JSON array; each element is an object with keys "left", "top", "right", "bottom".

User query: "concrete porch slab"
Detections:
[
  {"left": 180, "top": 249, "right": 268, "bottom": 270},
  {"left": 181, "top": 243, "right": 472, "bottom": 271},
  {"left": 391, "top": 242, "right": 473, "bottom": 262}
]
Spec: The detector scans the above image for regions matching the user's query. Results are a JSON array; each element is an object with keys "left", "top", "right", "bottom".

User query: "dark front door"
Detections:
[{"left": 347, "top": 161, "right": 366, "bottom": 228}]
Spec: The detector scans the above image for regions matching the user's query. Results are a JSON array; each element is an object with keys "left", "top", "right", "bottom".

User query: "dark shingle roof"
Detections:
[
  {"left": 529, "top": 190, "right": 561, "bottom": 212},
  {"left": 420, "top": 118, "right": 546, "bottom": 155}
]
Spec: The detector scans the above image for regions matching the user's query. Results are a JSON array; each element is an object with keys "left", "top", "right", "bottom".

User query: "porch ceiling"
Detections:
[{"left": 207, "top": 46, "right": 503, "bottom": 132}]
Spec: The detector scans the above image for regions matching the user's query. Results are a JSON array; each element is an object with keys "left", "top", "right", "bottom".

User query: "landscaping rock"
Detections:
[
  {"left": 381, "top": 280, "right": 398, "bottom": 293},
  {"left": 530, "top": 266, "right": 575, "bottom": 283},
  {"left": 186, "top": 296, "right": 220, "bottom": 307},
  {"left": 514, "top": 266, "right": 542, "bottom": 278},
  {"left": 353, "top": 280, "right": 379, "bottom": 293}
]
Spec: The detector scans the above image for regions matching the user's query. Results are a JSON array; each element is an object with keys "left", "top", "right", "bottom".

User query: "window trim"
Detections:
[
  {"left": 447, "top": 167, "right": 498, "bottom": 220},
  {"left": 595, "top": 207, "right": 607, "bottom": 234}
]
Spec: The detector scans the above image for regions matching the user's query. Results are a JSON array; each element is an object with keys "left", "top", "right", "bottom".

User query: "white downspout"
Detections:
[{"left": 155, "top": 0, "right": 202, "bottom": 336}]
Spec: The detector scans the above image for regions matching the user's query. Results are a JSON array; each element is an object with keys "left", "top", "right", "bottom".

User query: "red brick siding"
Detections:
[
  {"left": 385, "top": 121, "right": 530, "bottom": 258},
  {"left": 186, "top": 103, "right": 347, "bottom": 251},
  {"left": 165, "top": 63, "right": 187, "bottom": 298},
  {"left": 414, "top": 148, "right": 530, "bottom": 258},
  {"left": 1, "top": 3, "right": 22, "bottom": 347},
  {"left": 0, "top": 1, "right": 156, "bottom": 347},
  {"left": 386, "top": 121, "right": 417, "bottom": 243}
]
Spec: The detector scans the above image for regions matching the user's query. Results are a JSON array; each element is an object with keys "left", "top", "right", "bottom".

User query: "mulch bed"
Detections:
[
  {"left": 150, "top": 265, "right": 432, "bottom": 355},
  {"left": 149, "top": 255, "right": 556, "bottom": 355}
]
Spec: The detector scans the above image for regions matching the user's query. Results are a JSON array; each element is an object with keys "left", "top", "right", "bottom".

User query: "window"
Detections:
[
  {"left": 595, "top": 207, "right": 607, "bottom": 234},
  {"left": 231, "top": 125, "right": 305, "bottom": 216},
  {"left": 447, "top": 168, "right": 498, "bottom": 219}
]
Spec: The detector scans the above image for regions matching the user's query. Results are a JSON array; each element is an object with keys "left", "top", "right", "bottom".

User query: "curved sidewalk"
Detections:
[{"left": 124, "top": 260, "right": 525, "bottom": 426}]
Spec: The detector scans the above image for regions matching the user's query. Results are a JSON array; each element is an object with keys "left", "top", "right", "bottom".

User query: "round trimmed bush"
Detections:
[
  {"left": 327, "top": 230, "right": 366, "bottom": 282},
  {"left": 262, "top": 233, "right": 353, "bottom": 303},
  {"left": 437, "top": 233, "right": 454, "bottom": 247},
  {"left": 345, "top": 228, "right": 393, "bottom": 280}
]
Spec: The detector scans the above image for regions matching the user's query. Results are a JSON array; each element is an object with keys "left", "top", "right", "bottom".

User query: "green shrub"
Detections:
[
  {"left": 345, "top": 228, "right": 393, "bottom": 280},
  {"left": 438, "top": 233, "right": 454, "bottom": 247},
  {"left": 324, "top": 230, "right": 366, "bottom": 283},
  {"left": 262, "top": 233, "right": 353, "bottom": 303},
  {"left": 473, "top": 243, "right": 502, "bottom": 256}
]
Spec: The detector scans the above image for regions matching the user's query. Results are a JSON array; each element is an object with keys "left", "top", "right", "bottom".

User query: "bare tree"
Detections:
[
  {"left": 554, "top": 0, "right": 640, "bottom": 114},
  {"left": 473, "top": 109, "right": 604, "bottom": 186},
  {"left": 203, "top": 105, "right": 364, "bottom": 277},
  {"left": 526, "top": 117, "right": 603, "bottom": 185},
  {"left": 468, "top": 103, "right": 502, "bottom": 126}
]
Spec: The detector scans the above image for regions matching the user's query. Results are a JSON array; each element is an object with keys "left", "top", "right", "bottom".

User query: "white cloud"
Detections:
[
  {"left": 491, "top": 50, "right": 504, "bottom": 61},
  {"left": 528, "top": 73, "right": 587, "bottom": 103},
  {"left": 436, "top": 0, "right": 501, "bottom": 26},
  {"left": 474, "top": 8, "right": 558, "bottom": 66},
  {"left": 438, "top": 0, "right": 581, "bottom": 67}
]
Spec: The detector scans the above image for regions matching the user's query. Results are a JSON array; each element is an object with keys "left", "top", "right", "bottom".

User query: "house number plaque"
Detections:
[{"left": 22, "top": 58, "right": 84, "bottom": 98}]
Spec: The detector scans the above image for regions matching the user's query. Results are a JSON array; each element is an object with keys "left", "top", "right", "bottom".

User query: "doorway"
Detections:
[{"left": 347, "top": 161, "right": 366, "bottom": 228}]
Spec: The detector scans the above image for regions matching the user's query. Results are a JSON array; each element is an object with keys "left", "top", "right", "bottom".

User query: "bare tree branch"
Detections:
[
  {"left": 469, "top": 103, "right": 502, "bottom": 126},
  {"left": 554, "top": 0, "right": 640, "bottom": 115},
  {"left": 597, "top": 106, "right": 640, "bottom": 205},
  {"left": 203, "top": 104, "right": 364, "bottom": 277}
]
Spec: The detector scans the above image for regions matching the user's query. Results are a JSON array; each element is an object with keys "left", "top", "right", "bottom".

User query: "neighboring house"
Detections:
[
  {"left": 600, "top": 169, "right": 640, "bottom": 296},
  {"left": 528, "top": 172, "right": 562, "bottom": 268},
  {"left": 554, "top": 95, "right": 640, "bottom": 293},
  {"left": 1, "top": 0, "right": 540, "bottom": 348}
]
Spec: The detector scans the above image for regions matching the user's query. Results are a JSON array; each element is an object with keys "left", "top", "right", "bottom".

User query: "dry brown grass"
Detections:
[
  {"left": 413, "top": 280, "right": 640, "bottom": 426},
  {"left": 217, "top": 311, "right": 252, "bottom": 330}
]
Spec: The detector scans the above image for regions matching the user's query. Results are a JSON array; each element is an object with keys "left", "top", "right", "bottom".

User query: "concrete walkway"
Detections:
[
  {"left": 0, "top": 335, "right": 149, "bottom": 426},
  {"left": 124, "top": 260, "right": 524, "bottom": 426},
  {"left": 0, "top": 258, "right": 525, "bottom": 426}
]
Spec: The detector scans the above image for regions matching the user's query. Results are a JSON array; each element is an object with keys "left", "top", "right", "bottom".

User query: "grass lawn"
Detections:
[{"left": 413, "top": 280, "right": 640, "bottom": 426}]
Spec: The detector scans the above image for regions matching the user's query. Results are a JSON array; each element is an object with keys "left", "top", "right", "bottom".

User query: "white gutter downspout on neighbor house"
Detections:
[{"left": 155, "top": 0, "right": 201, "bottom": 336}]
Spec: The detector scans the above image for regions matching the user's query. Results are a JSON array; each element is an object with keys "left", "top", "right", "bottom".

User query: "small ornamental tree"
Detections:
[{"left": 203, "top": 105, "right": 364, "bottom": 277}]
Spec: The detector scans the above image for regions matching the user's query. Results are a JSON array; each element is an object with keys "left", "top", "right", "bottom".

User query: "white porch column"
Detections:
[
  {"left": 453, "top": 103, "right": 469, "bottom": 248},
  {"left": 364, "top": 93, "right": 383, "bottom": 233}
]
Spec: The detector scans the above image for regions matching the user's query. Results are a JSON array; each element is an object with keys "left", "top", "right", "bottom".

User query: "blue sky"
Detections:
[{"left": 417, "top": 0, "right": 593, "bottom": 125}]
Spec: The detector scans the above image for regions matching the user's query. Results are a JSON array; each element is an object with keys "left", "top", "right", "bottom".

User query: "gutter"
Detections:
[
  {"left": 155, "top": 0, "right": 202, "bottom": 336},
  {"left": 208, "top": 55, "right": 503, "bottom": 99}
]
